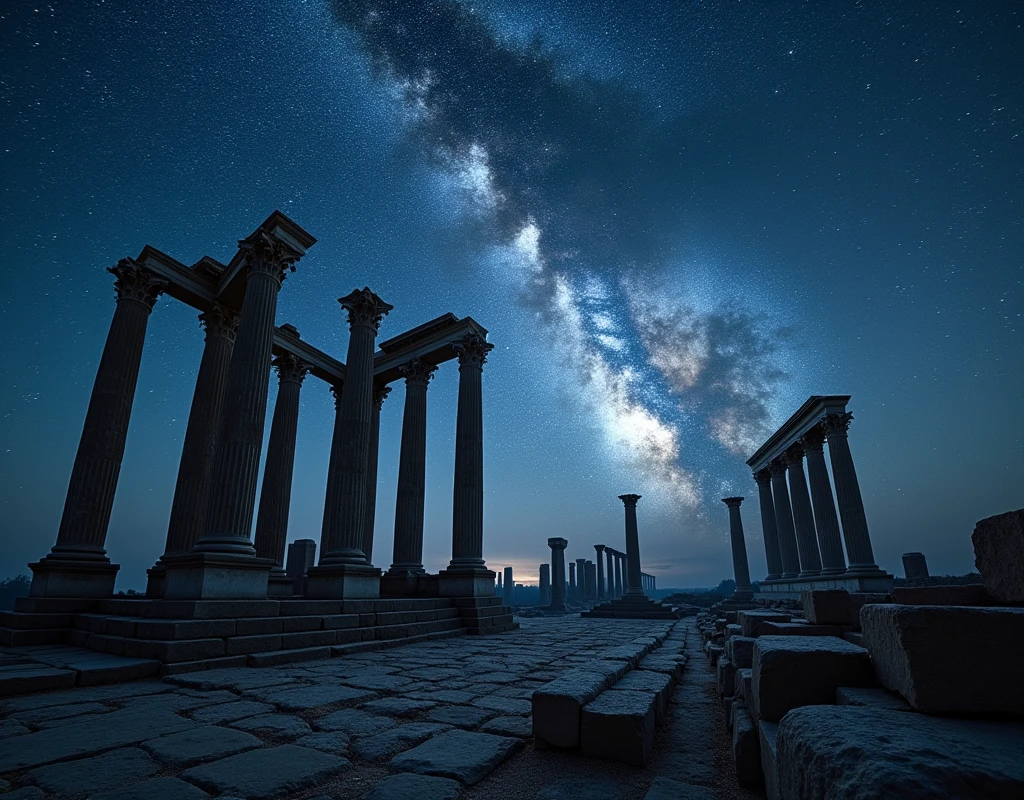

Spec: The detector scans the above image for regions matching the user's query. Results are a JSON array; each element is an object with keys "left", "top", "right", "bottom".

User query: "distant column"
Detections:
[
  {"left": 722, "top": 497, "right": 754, "bottom": 602},
  {"left": 785, "top": 445, "right": 822, "bottom": 577},
  {"left": 575, "top": 558, "right": 587, "bottom": 600},
  {"left": 769, "top": 460, "right": 801, "bottom": 579},
  {"left": 619, "top": 494, "right": 646, "bottom": 598},
  {"left": 584, "top": 561, "right": 596, "bottom": 599},
  {"left": 568, "top": 562, "right": 577, "bottom": 600},
  {"left": 902, "top": 552, "right": 929, "bottom": 579},
  {"left": 285, "top": 539, "right": 316, "bottom": 595},
  {"left": 362, "top": 382, "right": 391, "bottom": 565},
  {"left": 754, "top": 470, "right": 784, "bottom": 581},
  {"left": 30, "top": 258, "right": 166, "bottom": 598},
  {"left": 548, "top": 538, "right": 567, "bottom": 610},
  {"left": 539, "top": 563, "right": 551, "bottom": 605},
  {"left": 604, "top": 548, "right": 614, "bottom": 600},
  {"left": 503, "top": 566, "right": 514, "bottom": 606},
  {"left": 595, "top": 545, "right": 606, "bottom": 598},
  {"left": 801, "top": 427, "right": 847, "bottom": 575},
  {"left": 614, "top": 552, "right": 623, "bottom": 598}
]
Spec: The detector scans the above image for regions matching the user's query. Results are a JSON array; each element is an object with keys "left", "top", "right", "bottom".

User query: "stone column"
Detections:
[
  {"left": 652, "top": 575, "right": 656, "bottom": 592},
  {"left": 585, "top": 561, "right": 596, "bottom": 599},
  {"left": 575, "top": 558, "right": 586, "bottom": 600},
  {"left": 539, "top": 563, "right": 550, "bottom": 605},
  {"left": 722, "top": 497, "right": 754, "bottom": 602},
  {"left": 148, "top": 305, "right": 237, "bottom": 596},
  {"left": 30, "top": 259, "right": 166, "bottom": 598},
  {"left": 439, "top": 333, "right": 496, "bottom": 597},
  {"left": 548, "top": 537, "right": 567, "bottom": 610},
  {"left": 822, "top": 412, "right": 885, "bottom": 575},
  {"left": 769, "top": 460, "right": 802, "bottom": 579},
  {"left": 307, "top": 287, "right": 392, "bottom": 599},
  {"left": 569, "top": 562, "right": 577, "bottom": 600},
  {"left": 619, "top": 494, "right": 646, "bottom": 598},
  {"left": 785, "top": 445, "right": 822, "bottom": 577},
  {"left": 253, "top": 352, "right": 310, "bottom": 595},
  {"left": 388, "top": 359, "right": 437, "bottom": 579},
  {"left": 604, "top": 548, "right": 614, "bottom": 600},
  {"left": 800, "top": 427, "right": 847, "bottom": 575},
  {"left": 614, "top": 552, "right": 623, "bottom": 598},
  {"left": 595, "top": 544, "right": 606, "bottom": 598},
  {"left": 754, "top": 470, "right": 784, "bottom": 581},
  {"left": 503, "top": 566, "right": 514, "bottom": 605},
  {"left": 285, "top": 539, "right": 316, "bottom": 595},
  {"left": 362, "top": 383, "right": 391, "bottom": 565}
]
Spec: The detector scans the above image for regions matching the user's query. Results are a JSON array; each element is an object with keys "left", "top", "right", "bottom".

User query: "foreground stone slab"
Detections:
[
  {"left": 364, "top": 773, "right": 462, "bottom": 800},
  {"left": 777, "top": 705, "right": 1024, "bottom": 799},
  {"left": 759, "top": 720, "right": 780, "bottom": 800},
  {"left": 389, "top": 729, "right": 523, "bottom": 785},
  {"left": 28, "top": 746, "right": 159, "bottom": 794},
  {"left": 731, "top": 705, "right": 761, "bottom": 788},
  {"left": 861, "top": 603, "right": 1024, "bottom": 715},
  {"left": 642, "top": 777, "right": 714, "bottom": 800},
  {"left": 183, "top": 744, "right": 349, "bottom": 799},
  {"left": 580, "top": 689, "right": 656, "bottom": 766},
  {"left": 353, "top": 723, "right": 451, "bottom": 760},
  {"left": 725, "top": 635, "right": 755, "bottom": 669},
  {"left": 143, "top": 725, "right": 262, "bottom": 765},
  {"left": 91, "top": 777, "right": 211, "bottom": 800},
  {"left": 752, "top": 636, "right": 873, "bottom": 723},
  {"left": 737, "top": 610, "right": 790, "bottom": 638},
  {"left": 972, "top": 508, "right": 1024, "bottom": 602},
  {"left": 615, "top": 669, "right": 673, "bottom": 723},
  {"left": 532, "top": 668, "right": 611, "bottom": 748},
  {"left": 538, "top": 778, "right": 625, "bottom": 799}
]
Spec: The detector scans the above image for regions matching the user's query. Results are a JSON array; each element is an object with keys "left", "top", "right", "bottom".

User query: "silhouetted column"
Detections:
[
  {"left": 30, "top": 259, "right": 166, "bottom": 598},
  {"left": 604, "top": 548, "right": 614, "bottom": 600},
  {"left": 786, "top": 445, "right": 822, "bottom": 577},
  {"left": 585, "top": 561, "right": 596, "bottom": 599},
  {"left": 723, "top": 497, "right": 754, "bottom": 602},
  {"left": 769, "top": 460, "right": 801, "bottom": 579},
  {"left": 619, "top": 494, "right": 646, "bottom": 598},
  {"left": 614, "top": 552, "right": 623, "bottom": 598},
  {"left": 362, "top": 382, "right": 391, "bottom": 565},
  {"left": 548, "top": 537, "right": 567, "bottom": 610},
  {"left": 595, "top": 544, "right": 606, "bottom": 598},
  {"left": 503, "top": 566, "right": 514, "bottom": 605},
  {"left": 569, "top": 562, "right": 577, "bottom": 600},
  {"left": 801, "top": 427, "right": 847, "bottom": 575},
  {"left": 575, "top": 558, "right": 586, "bottom": 600},
  {"left": 539, "top": 563, "right": 550, "bottom": 605},
  {"left": 822, "top": 412, "right": 885, "bottom": 575},
  {"left": 254, "top": 352, "right": 310, "bottom": 593},
  {"left": 754, "top": 470, "right": 784, "bottom": 581},
  {"left": 388, "top": 359, "right": 437, "bottom": 578}
]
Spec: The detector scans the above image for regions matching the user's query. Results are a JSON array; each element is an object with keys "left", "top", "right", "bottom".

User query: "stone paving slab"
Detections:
[
  {"left": 182, "top": 744, "right": 349, "bottom": 799},
  {"left": 353, "top": 722, "right": 452, "bottom": 760},
  {"left": 229, "top": 712, "right": 312, "bottom": 738},
  {"left": 144, "top": 725, "right": 263, "bottom": 765},
  {"left": 364, "top": 772, "right": 462, "bottom": 800},
  {"left": 28, "top": 746, "right": 160, "bottom": 794},
  {"left": 90, "top": 776, "right": 211, "bottom": 800},
  {"left": 390, "top": 728, "right": 524, "bottom": 785}
]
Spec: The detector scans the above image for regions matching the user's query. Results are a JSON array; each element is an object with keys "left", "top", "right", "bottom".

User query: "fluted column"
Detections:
[
  {"left": 723, "top": 497, "right": 754, "bottom": 601},
  {"left": 801, "top": 427, "right": 847, "bottom": 574},
  {"left": 754, "top": 470, "right": 784, "bottom": 580},
  {"left": 786, "top": 445, "right": 822, "bottom": 577},
  {"left": 575, "top": 558, "right": 586, "bottom": 600},
  {"left": 539, "top": 563, "right": 550, "bottom": 605},
  {"left": 614, "top": 552, "right": 623, "bottom": 598},
  {"left": 30, "top": 259, "right": 166, "bottom": 597},
  {"left": 568, "top": 562, "right": 577, "bottom": 600},
  {"left": 605, "top": 548, "right": 615, "bottom": 600},
  {"left": 769, "top": 460, "right": 801, "bottom": 579},
  {"left": 822, "top": 412, "right": 884, "bottom": 575},
  {"left": 253, "top": 353, "right": 310, "bottom": 589},
  {"left": 619, "top": 494, "right": 646, "bottom": 598},
  {"left": 362, "top": 382, "right": 391, "bottom": 564},
  {"left": 319, "top": 383, "right": 344, "bottom": 561},
  {"left": 192, "top": 231, "right": 297, "bottom": 557},
  {"left": 595, "top": 544, "right": 606, "bottom": 598},
  {"left": 389, "top": 359, "right": 437, "bottom": 577},
  {"left": 548, "top": 537, "right": 567, "bottom": 609}
]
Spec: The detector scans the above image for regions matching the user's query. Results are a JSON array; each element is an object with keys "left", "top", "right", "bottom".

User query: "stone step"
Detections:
[
  {"left": 0, "top": 627, "right": 71, "bottom": 647},
  {"left": 0, "top": 611, "right": 75, "bottom": 630}
]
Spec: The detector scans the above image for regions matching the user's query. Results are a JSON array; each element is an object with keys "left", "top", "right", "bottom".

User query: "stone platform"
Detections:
[
  {"left": 582, "top": 596, "right": 684, "bottom": 620},
  {"left": 758, "top": 572, "right": 894, "bottom": 599}
]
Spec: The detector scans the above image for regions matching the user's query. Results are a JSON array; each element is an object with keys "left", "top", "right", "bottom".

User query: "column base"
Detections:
[
  {"left": 28, "top": 558, "right": 119, "bottom": 599},
  {"left": 161, "top": 553, "right": 274, "bottom": 599},
  {"left": 145, "top": 563, "right": 167, "bottom": 598},
  {"left": 381, "top": 572, "right": 436, "bottom": 597},
  {"left": 437, "top": 566, "right": 495, "bottom": 598},
  {"left": 305, "top": 564, "right": 381, "bottom": 599},
  {"left": 267, "top": 569, "right": 295, "bottom": 597}
]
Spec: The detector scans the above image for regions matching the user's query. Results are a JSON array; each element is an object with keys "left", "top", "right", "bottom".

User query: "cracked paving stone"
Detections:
[
  {"left": 472, "top": 695, "right": 533, "bottom": 715},
  {"left": 183, "top": 744, "right": 349, "bottom": 800},
  {"left": 361, "top": 697, "right": 437, "bottom": 717},
  {"left": 426, "top": 705, "right": 496, "bottom": 728},
  {"left": 364, "top": 773, "right": 462, "bottom": 800},
  {"left": 353, "top": 723, "right": 452, "bottom": 760},
  {"left": 389, "top": 728, "right": 524, "bottom": 785},
  {"left": 190, "top": 700, "right": 275, "bottom": 724},
  {"left": 28, "top": 747, "right": 159, "bottom": 795},
  {"left": 144, "top": 725, "right": 263, "bottom": 765},
  {"left": 480, "top": 715, "right": 533, "bottom": 738},
  {"left": 341, "top": 673, "right": 412, "bottom": 691},
  {"left": 247, "top": 684, "right": 376, "bottom": 710},
  {"left": 316, "top": 708, "right": 397, "bottom": 736},
  {"left": 297, "top": 731, "right": 350, "bottom": 754},
  {"left": 229, "top": 713, "right": 312, "bottom": 738},
  {"left": 90, "top": 777, "right": 211, "bottom": 800}
]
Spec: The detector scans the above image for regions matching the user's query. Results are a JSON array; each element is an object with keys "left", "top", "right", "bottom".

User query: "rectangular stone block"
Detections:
[
  {"left": 151, "top": 600, "right": 280, "bottom": 619},
  {"left": 860, "top": 603, "right": 1024, "bottom": 715},
  {"left": 972, "top": 508, "right": 1024, "bottom": 602},
  {"left": 613, "top": 669, "right": 673, "bottom": 724},
  {"left": 136, "top": 619, "right": 237, "bottom": 640},
  {"left": 732, "top": 704, "right": 763, "bottom": 788},
  {"left": 322, "top": 614, "right": 360, "bottom": 630},
  {"left": 801, "top": 589, "right": 853, "bottom": 625},
  {"left": 716, "top": 656, "right": 736, "bottom": 697},
  {"left": 224, "top": 635, "right": 282, "bottom": 655},
  {"left": 280, "top": 630, "right": 336, "bottom": 648},
  {"left": 278, "top": 600, "right": 342, "bottom": 616},
  {"left": 758, "top": 622, "right": 844, "bottom": 637},
  {"left": 280, "top": 615, "right": 323, "bottom": 633},
  {"left": 234, "top": 617, "right": 284, "bottom": 635},
  {"left": 580, "top": 689, "right": 656, "bottom": 766},
  {"left": 735, "top": 668, "right": 752, "bottom": 703},
  {"left": 890, "top": 584, "right": 993, "bottom": 606},
  {"left": 759, "top": 720, "right": 780, "bottom": 800},
  {"left": 738, "top": 610, "right": 791, "bottom": 638},
  {"left": 532, "top": 668, "right": 613, "bottom": 748},
  {"left": 724, "top": 623, "right": 742, "bottom": 640},
  {"left": 727, "top": 636, "right": 756, "bottom": 669},
  {"left": 155, "top": 639, "right": 227, "bottom": 664},
  {"left": 752, "top": 635, "right": 873, "bottom": 723}
]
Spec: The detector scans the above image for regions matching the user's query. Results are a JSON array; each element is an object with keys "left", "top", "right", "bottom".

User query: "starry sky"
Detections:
[{"left": 1, "top": 1, "right": 1021, "bottom": 590}]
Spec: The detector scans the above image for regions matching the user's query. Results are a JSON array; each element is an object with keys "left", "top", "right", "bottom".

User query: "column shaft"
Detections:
[
  {"left": 770, "top": 461, "right": 802, "bottom": 578},
  {"left": 568, "top": 563, "right": 577, "bottom": 599},
  {"left": 754, "top": 471, "right": 784, "bottom": 580},
  {"left": 605, "top": 549, "right": 614, "bottom": 599},
  {"left": 723, "top": 497, "right": 753, "bottom": 600},
  {"left": 802, "top": 429, "right": 847, "bottom": 574},
  {"left": 614, "top": 554, "right": 623, "bottom": 597},
  {"left": 595, "top": 546, "right": 606, "bottom": 598},
  {"left": 787, "top": 448, "right": 822, "bottom": 576},
  {"left": 362, "top": 384, "right": 390, "bottom": 564},
  {"left": 823, "top": 413, "right": 883, "bottom": 574},
  {"left": 548, "top": 539, "right": 566, "bottom": 609},
  {"left": 619, "top": 494, "right": 645, "bottom": 597}
]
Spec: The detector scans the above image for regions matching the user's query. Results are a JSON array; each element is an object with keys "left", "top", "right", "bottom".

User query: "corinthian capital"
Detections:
[
  {"left": 618, "top": 493, "right": 642, "bottom": 506},
  {"left": 108, "top": 258, "right": 166, "bottom": 309},
  {"left": 722, "top": 496, "right": 744, "bottom": 508},
  {"left": 784, "top": 444, "right": 805, "bottom": 466},
  {"left": 238, "top": 229, "right": 299, "bottom": 283},
  {"left": 199, "top": 303, "right": 239, "bottom": 343},
  {"left": 768, "top": 459, "right": 788, "bottom": 478},
  {"left": 821, "top": 412, "right": 853, "bottom": 439},
  {"left": 399, "top": 358, "right": 438, "bottom": 388},
  {"left": 753, "top": 468, "right": 772, "bottom": 487},
  {"left": 338, "top": 287, "right": 394, "bottom": 332},
  {"left": 372, "top": 382, "right": 392, "bottom": 410},
  {"left": 273, "top": 353, "right": 310, "bottom": 385},
  {"left": 453, "top": 333, "right": 494, "bottom": 370},
  {"left": 799, "top": 426, "right": 826, "bottom": 453}
]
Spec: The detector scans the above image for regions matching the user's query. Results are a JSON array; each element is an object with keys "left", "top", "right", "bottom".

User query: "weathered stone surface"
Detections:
[
  {"left": 183, "top": 744, "right": 349, "bottom": 799},
  {"left": 581, "top": 690, "right": 656, "bottom": 766},
  {"left": 757, "top": 622, "right": 843, "bottom": 637},
  {"left": 354, "top": 723, "right": 451, "bottom": 760},
  {"left": 144, "top": 725, "right": 262, "bottom": 765},
  {"left": 247, "top": 684, "right": 374, "bottom": 710},
  {"left": 777, "top": 705, "right": 1024, "bottom": 799},
  {"left": 731, "top": 705, "right": 762, "bottom": 788},
  {"left": 532, "top": 668, "right": 613, "bottom": 748},
  {"left": 752, "top": 635, "right": 873, "bottom": 723},
  {"left": 759, "top": 720, "right": 780, "bottom": 800},
  {"left": 479, "top": 715, "right": 532, "bottom": 737},
  {"left": 296, "top": 731, "right": 350, "bottom": 754},
  {"left": 364, "top": 773, "right": 462, "bottom": 800},
  {"left": 190, "top": 699, "right": 274, "bottom": 724},
  {"left": 715, "top": 656, "right": 736, "bottom": 698},
  {"left": 12, "top": 701, "right": 111, "bottom": 725},
  {"left": 341, "top": 673, "right": 410, "bottom": 690},
  {"left": 361, "top": 697, "right": 437, "bottom": 717},
  {"left": 615, "top": 669, "right": 673, "bottom": 723},
  {"left": 538, "top": 778, "right": 625, "bottom": 799},
  {"left": 472, "top": 694, "right": 532, "bottom": 714},
  {"left": 28, "top": 747, "right": 159, "bottom": 794},
  {"left": 229, "top": 713, "right": 312, "bottom": 738},
  {"left": 642, "top": 777, "right": 714, "bottom": 800},
  {"left": 316, "top": 708, "right": 397, "bottom": 736},
  {"left": 389, "top": 729, "right": 523, "bottom": 785},
  {"left": 861, "top": 603, "right": 1024, "bottom": 715},
  {"left": 836, "top": 686, "right": 910, "bottom": 711},
  {"left": 891, "top": 584, "right": 992, "bottom": 606},
  {"left": 726, "top": 636, "right": 755, "bottom": 669},
  {"left": 737, "top": 610, "right": 790, "bottom": 638},
  {"left": 0, "top": 788, "right": 44, "bottom": 800},
  {"left": 973, "top": 508, "right": 1024, "bottom": 602},
  {"left": 802, "top": 589, "right": 854, "bottom": 625},
  {"left": 426, "top": 705, "right": 495, "bottom": 728},
  {"left": 89, "top": 777, "right": 210, "bottom": 800},
  {"left": 735, "top": 668, "right": 752, "bottom": 703},
  {"left": 0, "top": 719, "right": 31, "bottom": 739}
]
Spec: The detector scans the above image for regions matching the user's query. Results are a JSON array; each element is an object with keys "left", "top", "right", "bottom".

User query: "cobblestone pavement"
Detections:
[{"left": 0, "top": 618, "right": 760, "bottom": 800}]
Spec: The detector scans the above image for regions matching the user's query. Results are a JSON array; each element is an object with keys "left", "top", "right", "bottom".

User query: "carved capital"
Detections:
[
  {"left": 399, "top": 358, "right": 437, "bottom": 388},
  {"left": 453, "top": 333, "right": 494, "bottom": 370},
  {"left": 722, "top": 496, "right": 744, "bottom": 508},
  {"left": 821, "top": 412, "right": 853, "bottom": 439},
  {"left": 238, "top": 229, "right": 299, "bottom": 284},
  {"left": 595, "top": 544, "right": 605, "bottom": 552},
  {"left": 329, "top": 383, "right": 343, "bottom": 410},
  {"left": 753, "top": 468, "right": 772, "bottom": 487},
  {"left": 547, "top": 537, "right": 568, "bottom": 550},
  {"left": 768, "top": 459, "right": 788, "bottom": 478},
  {"left": 273, "top": 353, "right": 310, "bottom": 385},
  {"left": 338, "top": 287, "right": 394, "bottom": 332},
  {"left": 108, "top": 258, "right": 166, "bottom": 309},
  {"left": 372, "top": 382, "right": 392, "bottom": 410},
  {"left": 784, "top": 444, "right": 805, "bottom": 466},
  {"left": 618, "top": 493, "right": 642, "bottom": 506},
  {"left": 799, "top": 426, "right": 827, "bottom": 453},
  {"left": 199, "top": 304, "right": 238, "bottom": 343}
]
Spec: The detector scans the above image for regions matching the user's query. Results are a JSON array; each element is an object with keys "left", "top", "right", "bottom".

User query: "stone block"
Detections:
[
  {"left": 389, "top": 728, "right": 523, "bottom": 784},
  {"left": 861, "top": 603, "right": 1024, "bottom": 715},
  {"left": 316, "top": 708, "right": 397, "bottom": 736},
  {"left": 614, "top": 669, "right": 673, "bottom": 724},
  {"left": 353, "top": 723, "right": 451, "bottom": 760},
  {"left": 479, "top": 715, "right": 532, "bottom": 737},
  {"left": 532, "top": 668, "right": 612, "bottom": 748},
  {"left": 143, "top": 725, "right": 262, "bottom": 765},
  {"left": 737, "top": 610, "right": 791, "bottom": 637},
  {"left": 973, "top": 508, "right": 1024, "bottom": 602},
  {"left": 759, "top": 720, "right": 780, "bottom": 800},
  {"left": 364, "top": 773, "right": 462, "bottom": 800},
  {"left": 224, "top": 634, "right": 282, "bottom": 655},
  {"left": 155, "top": 638, "right": 227, "bottom": 663},
  {"left": 0, "top": 666, "right": 75, "bottom": 696},
  {"left": 182, "top": 744, "right": 349, "bottom": 799},
  {"left": 777, "top": 705, "right": 1024, "bottom": 799},
  {"left": 90, "top": 777, "right": 211, "bottom": 800},
  {"left": 426, "top": 705, "right": 495, "bottom": 728},
  {"left": 724, "top": 623, "right": 741, "bottom": 639},
  {"left": 726, "top": 635, "right": 756, "bottom": 669},
  {"left": 891, "top": 584, "right": 993, "bottom": 606},
  {"left": 229, "top": 713, "right": 312, "bottom": 738},
  {"left": 234, "top": 617, "right": 283, "bottom": 635},
  {"left": 752, "top": 635, "right": 873, "bottom": 723},
  {"left": 801, "top": 589, "right": 853, "bottom": 625},
  {"left": 580, "top": 689, "right": 656, "bottom": 766},
  {"left": 732, "top": 705, "right": 762, "bottom": 788},
  {"left": 28, "top": 746, "right": 159, "bottom": 794},
  {"left": 758, "top": 621, "right": 844, "bottom": 637},
  {"left": 735, "top": 668, "right": 752, "bottom": 703},
  {"left": 322, "top": 614, "right": 360, "bottom": 630},
  {"left": 136, "top": 619, "right": 236, "bottom": 639},
  {"left": 836, "top": 686, "right": 910, "bottom": 711},
  {"left": 716, "top": 656, "right": 736, "bottom": 697}
]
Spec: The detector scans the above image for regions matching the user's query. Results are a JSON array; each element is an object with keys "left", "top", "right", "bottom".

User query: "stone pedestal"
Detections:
[
  {"left": 161, "top": 553, "right": 274, "bottom": 600},
  {"left": 285, "top": 539, "right": 316, "bottom": 595}
]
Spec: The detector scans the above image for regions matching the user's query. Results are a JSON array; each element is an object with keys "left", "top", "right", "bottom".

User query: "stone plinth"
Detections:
[
  {"left": 759, "top": 572, "right": 892, "bottom": 599},
  {"left": 160, "top": 553, "right": 275, "bottom": 600},
  {"left": 901, "top": 552, "right": 929, "bottom": 579},
  {"left": 972, "top": 509, "right": 1024, "bottom": 603}
]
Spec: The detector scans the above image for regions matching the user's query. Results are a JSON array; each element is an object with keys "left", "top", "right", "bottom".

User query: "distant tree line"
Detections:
[{"left": 0, "top": 575, "right": 31, "bottom": 611}]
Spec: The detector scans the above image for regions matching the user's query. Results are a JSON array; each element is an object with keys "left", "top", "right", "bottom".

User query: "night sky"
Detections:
[{"left": 1, "top": 1, "right": 1020, "bottom": 590}]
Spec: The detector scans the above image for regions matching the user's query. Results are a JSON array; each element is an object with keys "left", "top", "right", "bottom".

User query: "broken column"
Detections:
[{"left": 901, "top": 552, "right": 929, "bottom": 580}]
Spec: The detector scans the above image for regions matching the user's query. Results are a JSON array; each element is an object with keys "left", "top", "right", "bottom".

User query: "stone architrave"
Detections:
[
  {"left": 388, "top": 359, "right": 437, "bottom": 579},
  {"left": 619, "top": 494, "right": 646, "bottom": 598},
  {"left": 438, "top": 333, "right": 496, "bottom": 598},
  {"left": 539, "top": 563, "right": 551, "bottom": 605},
  {"left": 754, "top": 470, "right": 784, "bottom": 580},
  {"left": 769, "top": 460, "right": 802, "bottom": 579},
  {"left": 548, "top": 538, "right": 567, "bottom": 610},
  {"left": 800, "top": 427, "right": 847, "bottom": 575},
  {"left": 785, "top": 445, "right": 822, "bottom": 577},
  {"left": 254, "top": 351, "right": 310, "bottom": 595},
  {"left": 595, "top": 544, "right": 606, "bottom": 598},
  {"left": 307, "top": 287, "right": 393, "bottom": 599},
  {"left": 30, "top": 259, "right": 166, "bottom": 598},
  {"left": 723, "top": 497, "right": 754, "bottom": 602},
  {"left": 163, "top": 231, "right": 299, "bottom": 600},
  {"left": 362, "top": 382, "right": 391, "bottom": 565},
  {"left": 147, "top": 304, "right": 237, "bottom": 597},
  {"left": 568, "top": 562, "right": 577, "bottom": 600}
]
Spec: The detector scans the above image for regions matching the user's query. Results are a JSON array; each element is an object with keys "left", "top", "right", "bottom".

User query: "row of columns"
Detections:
[
  {"left": 640, "top": 573, "right": 656, "bottom": 593},
  {"left": 754, "top": 416, "right": 883, "bottom": 583}
]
